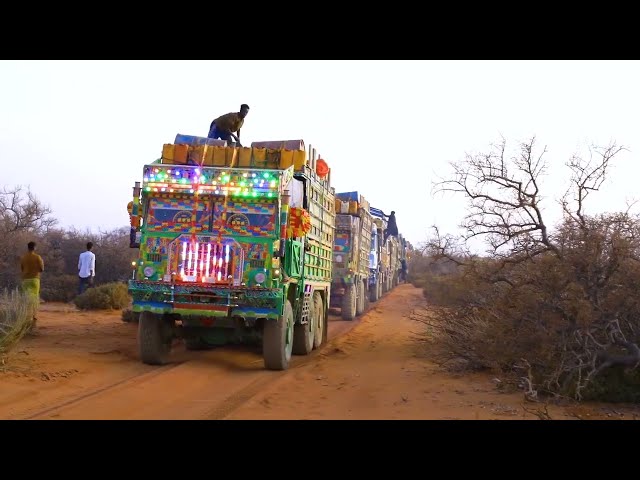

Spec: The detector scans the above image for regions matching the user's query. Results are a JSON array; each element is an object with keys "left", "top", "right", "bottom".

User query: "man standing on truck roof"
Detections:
[{"left": 207, "top": 104, "right": 249, "bottom": 146}]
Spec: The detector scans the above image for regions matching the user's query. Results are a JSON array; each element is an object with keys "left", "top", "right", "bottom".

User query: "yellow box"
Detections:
[
  {"left": 335, "top": 198, "right": 342, "bottom": 213},
  {"left": 173, "top": 144, "right": 189, "bottom": 164},
  {"left": 252, "top": 147, "right": 266, "bottom": 163},
  {"left": 293, "top": 150, "right": 306, "bottom": 170},
  {"left": 238, "top": 147, "right": 252, "bottom": 167},
  {"left": 252, "top": 147, "right": 268, "bottom": 168},
  {"left": 202, "top": 146, "right": 215, "bottom": 166},
  {"left": 212, "top": 146, "right": 227, "bottom": 166},
  {"left": 225, "top": 147, "right": 239, "bottom": 167},
  {"left": 188, "top": 145, "right": 206, "bottom": 165},
  {"left": 162, "top": 144, "right": 175, "bottom": 162},
  {"left": 279, "top": 149, "right": 294, "bottom": 169}
]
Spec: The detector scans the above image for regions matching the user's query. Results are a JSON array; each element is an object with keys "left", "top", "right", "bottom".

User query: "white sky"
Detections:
[{"left": 2, "top": 60, "right": 640, "bottom": 250}]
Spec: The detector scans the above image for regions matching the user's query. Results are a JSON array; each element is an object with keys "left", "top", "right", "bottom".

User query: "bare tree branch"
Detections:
[
  {"left": 0, "top": 186, "right": 57, "bottom": 234},
  {"left": 562, "top": 143, "right": 627, "bottom": 231},
  {"left": 432, "top": 137, "right": 559, "bottom": 259},
  {"left": 422, "top": 225, "right": 469, "bottom": 267},
  {"left": 521, "top": 402, "right": 553, "bottom": 420}
]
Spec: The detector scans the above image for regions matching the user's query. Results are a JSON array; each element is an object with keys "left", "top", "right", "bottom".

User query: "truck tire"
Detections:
[
  {"left": 363, "top": 285, "right": 370, "bottom": 313},
  {"left": 263, "top": 300, "right": 294, "bottom": 370},
  {"left": 313, "top": 292, "right": 325, "bottom": 349},
  {"left": 341, "top": 284, "right": 356, "bottom": 320},
  {"left": 293, "top": 295, "right": 316, "bottom": 355},
  {"left": 138, "top": 311, "right": 172, "bottom": 365},
  {"left": 122, "top": 310, "right": 140, "bottom": 323},
  {"left": 370, "top": 279, "right": 380, "bottom": 302},
  {"left": 356, "top": 280, "right": 365, "bottom": 316}
]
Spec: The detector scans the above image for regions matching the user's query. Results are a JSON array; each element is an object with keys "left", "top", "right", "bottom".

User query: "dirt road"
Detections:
[{"left": 1, "top": 285, "right": 636, "bottom": 420}]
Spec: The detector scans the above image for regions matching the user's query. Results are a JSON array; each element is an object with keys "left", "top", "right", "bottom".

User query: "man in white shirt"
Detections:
[{"left": 78, "top": 242, "right": 96, "bottom": 295}]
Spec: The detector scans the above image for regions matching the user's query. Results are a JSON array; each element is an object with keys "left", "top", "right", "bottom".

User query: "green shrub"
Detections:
[
  {"left": 0, "top": 288, "right": 38, "bottom": 356},
  {"left": 98, "top": 283, "right": 131, "bottom": 309},
  {"left": 73, "top": 282, "right": 131, "bottom": 310}
]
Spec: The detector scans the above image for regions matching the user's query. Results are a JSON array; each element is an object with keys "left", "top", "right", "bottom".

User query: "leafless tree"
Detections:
[
  {"left": 432, "top": 136, "right": 559, "bottom": 261},
  {"left": 414, "top": 136, "right": 640, "bottom": 401},
  {"left": 0, "top": 186, "right": 57, "bottom": 289},
  {"left": 561, "top": 143, "right": 627, "bottom": 231},
  {"left": 0, "top": 186, "right": 56, "bottom": 234}
]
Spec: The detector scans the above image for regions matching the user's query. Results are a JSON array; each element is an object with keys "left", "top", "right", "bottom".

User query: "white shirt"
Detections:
[{"left": 78, "top": 251, "right": 96, "bottom": 278}]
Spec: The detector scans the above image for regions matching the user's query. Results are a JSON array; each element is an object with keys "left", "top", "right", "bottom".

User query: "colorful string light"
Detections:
[{"left": 143, "top": 166, "right": 281, "bottom": 198}]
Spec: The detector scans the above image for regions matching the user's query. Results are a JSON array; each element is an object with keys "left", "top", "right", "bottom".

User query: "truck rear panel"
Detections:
[{"left": 332, "top": 191, "right": 372, "bottom": 284}]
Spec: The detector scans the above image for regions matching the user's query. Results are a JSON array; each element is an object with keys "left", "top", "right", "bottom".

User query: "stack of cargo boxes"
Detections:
[{"left": 160, "top": 134, "right": 308, "bottom": 171}]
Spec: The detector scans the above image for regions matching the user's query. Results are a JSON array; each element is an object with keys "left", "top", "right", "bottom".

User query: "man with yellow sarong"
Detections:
[{"left": 19, "top": 241, "right": 44, "bottom": 329}]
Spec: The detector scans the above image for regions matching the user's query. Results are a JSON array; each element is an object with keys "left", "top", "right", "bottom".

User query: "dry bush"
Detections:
[
  {"left": 0, "top": 187, "right": 56, "bottom": 291},
  {"left": 418, "top": 136, "right": 640, "bottom": 402},
  {"left": 73, "top": 282, "right": 131, "bottom": 310},
  {"left": 0, "top": 288, "right": 38, "bottom": 357},
  {"left": 0, "top": 186, "right": 135, "bottom": 294},
  {"left": 38, "top": 226, "right": 136, "bottom": 286},
  {"left": 40, "top": 274, "right": 79, "bottom": 303},
  {"left": 413, "top": 257, "right": 556, "bottom": 372},
  {"left": 408, "top": 245, "right": 464, "bottom": 282}
]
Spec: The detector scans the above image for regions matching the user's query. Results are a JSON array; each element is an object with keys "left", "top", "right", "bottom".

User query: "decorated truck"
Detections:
[
  {"left": 369, "top": 206, "right": 400, "bottom": 295},
  {"left": 330, "top": 192, "right": 373, "bottom": 320},
  {"left": 127, "top": 135, "right": 335, "bottom": 370}
]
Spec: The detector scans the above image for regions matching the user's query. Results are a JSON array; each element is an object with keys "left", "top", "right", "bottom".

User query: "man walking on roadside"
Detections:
[
  {"left": 19, "top": 241, "right": 44, "bottom": 330},
  {"left": 78, "top": 242, "right": 96, "bottom": 295}
]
